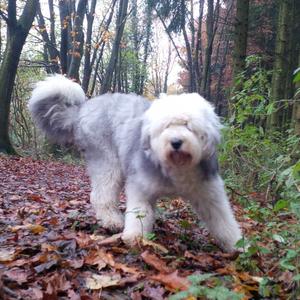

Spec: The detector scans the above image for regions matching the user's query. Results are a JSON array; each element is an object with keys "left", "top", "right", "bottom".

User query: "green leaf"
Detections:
[
  {"left": 266, "top": 103, "right": 275, "bottom": 115},
  {"left": 188, "top": 273, "right": 214, "bottom": 285},
  {"left": 205, "top": 286, "right": 243, "bottom": 300},
  {"left": 273, "top": 199, "right": 289, "bottom": 212},
  {"left": 259, "top": 278, "right": 271, "bottom": 297},
  {"left": 293, "top": 67, "right": 300, "bottom": 83},
  {"left": 293, "top": 274, "right": 300, "bottom": 281},
  {"left": 292, "top": 161, "right": 300, "bottom": 180}
]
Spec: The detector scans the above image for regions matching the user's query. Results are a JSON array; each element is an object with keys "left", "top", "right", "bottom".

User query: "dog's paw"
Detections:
[
  {"left": 121, "top": 231, "right": 142, "bottom": 246},
  {"left": 97, "top": 210, "right": 124, "bottom": 232}
]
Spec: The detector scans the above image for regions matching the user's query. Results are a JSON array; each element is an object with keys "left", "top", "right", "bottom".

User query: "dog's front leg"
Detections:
[
  {"left": 122, "top": 182, "right": 155, "bottom": 245},
  {"left": 189, "top": 175, "right": 242, "bottom": 252}
]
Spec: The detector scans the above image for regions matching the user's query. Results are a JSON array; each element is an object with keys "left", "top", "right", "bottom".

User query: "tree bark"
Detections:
[
  {"left": 232, "top": 0, "right": 249, "bottom": 84},
  {"left": 59, "top": 0, "right": 71, "bottom": 75},
  {"left": 268, "top": 0, "right": 293, "bottom": 129},
  {"left": 36, "top": 2, "right": 60, "bottom": 73},
  {"left": 68, "top": 0, "right": 88, "bottom": 81},
  {"left": 292, "top": 2, "right": 300, "bottom": 134},
  {"left": 100, "top": 0, "right": 129, "bottom": 94},
  {"left": 200, "top": 0, "right": 215, "bottom": 99},
  {"left": 139, "top": 3, "right": 152, "bottom": 94},
  {"left": 0, "top": 0, "right": 38, "bottom": 154},
  {"left": 82, "top": 0, "right": 97, "bottom": 93}
]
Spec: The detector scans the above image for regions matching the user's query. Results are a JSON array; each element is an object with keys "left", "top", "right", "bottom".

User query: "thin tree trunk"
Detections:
[
  {"left": 82, "top": 0, "right": 97, "bottom": 93},
  {"left": 100, "top": 0, "right": 129, "bottom": 94},
  {"left": 59, "top": 1, "right": 71, "bottom": 74},
  {"left": 200, "top": 0, "right": 214, "bottom": 99},
  {"left": 36, "top": 3, "right": 60, "bottom": 73},
  {"left": 139, "top": 3, "right": 152, "bottom": 94},
  {"left": 0, "top": 0, "right": 38, "bottom": 154},
  {"left": 194, "top": 0, "right": 204, "bottom": 93},
  {"left": 68, "top": 0, "right": 88, "bottom": 81},
  {"left": 48, "top": 0, "right": 56, "bottom": 46}
]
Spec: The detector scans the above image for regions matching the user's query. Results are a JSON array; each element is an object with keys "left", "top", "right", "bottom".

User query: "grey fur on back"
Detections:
[{"left": 29, "top": 94, "right": 81, "bottom": 145}]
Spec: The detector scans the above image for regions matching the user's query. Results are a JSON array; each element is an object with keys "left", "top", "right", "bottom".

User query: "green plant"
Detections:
[{"left": 169, "top": 274, "right": 243, "bottom": 300}]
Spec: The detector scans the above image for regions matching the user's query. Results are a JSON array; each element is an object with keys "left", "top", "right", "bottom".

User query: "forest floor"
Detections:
[{"left": 0, "top": 154, "right": 298, "bottom": 299}]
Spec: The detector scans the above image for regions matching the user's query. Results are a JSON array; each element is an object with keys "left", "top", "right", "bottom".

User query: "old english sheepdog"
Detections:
[{"left": 28, "top": 75, "right": 242, "bottom": 252}]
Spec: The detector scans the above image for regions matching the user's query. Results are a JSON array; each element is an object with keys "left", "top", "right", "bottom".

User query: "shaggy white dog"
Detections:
[{"left": 28, "top": 75, "right": 242, "bottom": 252}]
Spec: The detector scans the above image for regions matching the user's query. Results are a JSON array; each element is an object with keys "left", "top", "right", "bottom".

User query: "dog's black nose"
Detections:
[{"left": 171, "top": 139, "right": 183, "bottom": 150}]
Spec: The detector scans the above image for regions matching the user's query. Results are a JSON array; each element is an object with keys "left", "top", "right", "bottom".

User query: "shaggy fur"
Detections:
[{"left": 28, "top": 75, "right": 242, "bottom": 252}]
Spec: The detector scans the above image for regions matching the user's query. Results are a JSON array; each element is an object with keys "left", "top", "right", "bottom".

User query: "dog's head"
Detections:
[{"left": 141, "top": 93, "right": 221, "bottom": 169}]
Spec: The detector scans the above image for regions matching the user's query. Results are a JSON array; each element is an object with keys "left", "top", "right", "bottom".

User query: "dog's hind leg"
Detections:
[
  {"left": 87, "top": 158, "right": 124, "bottom": 231},
  {"left": 189, "top": 175, "right": 242, "bottom": 252}
]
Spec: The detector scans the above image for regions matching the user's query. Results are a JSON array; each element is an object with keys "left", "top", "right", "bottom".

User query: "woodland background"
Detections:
[{"left": 0, "top": 0, "right": 299, "bottom": 299}]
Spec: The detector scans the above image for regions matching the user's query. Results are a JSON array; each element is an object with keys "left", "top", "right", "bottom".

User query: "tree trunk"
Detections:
[
  {"left": 36, "top": 3, "right": 60, "bottom": 73},
  {"left": 59, "top": 1, "right": 71, "bottom": 75},
  {"left": 200, "top": 0, "right": 215, "bottom": 99},
  {"left": 268, "top": 0, "right": 293, "bottom": 129},
  {"left": 232, "top": 0, "right": 249, "bottom": 84},
  {"left": 68, "top": 0, "right": 88, "bottom": 81},
  {"left": 0, "top": 0, "right": 38, "bottom": 154},
  {"left": 294, "top": 67, "right": 300, "bottom": 134},
  {"left": 292, "top": 2, "right": 300, "bottom": 134},
  {"left": 48, "top": 0, "right": 56, "bottom": 46},
  {"left": 139, "top": 3, "right": 152, "bottom": 95},
  {"left": 82, "top": 0, "right": 97, "bottom": 93},
  {"left": 100, "top": 0, "right": 129, "bottom": 94},
  {"left": 194, "top": 0, "right": 204, "bottom": 93}
]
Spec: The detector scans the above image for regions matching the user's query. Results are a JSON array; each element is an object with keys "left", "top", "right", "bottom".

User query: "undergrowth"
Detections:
[{"left": 171, "top": 56, "right": 300, "bottom": 299}]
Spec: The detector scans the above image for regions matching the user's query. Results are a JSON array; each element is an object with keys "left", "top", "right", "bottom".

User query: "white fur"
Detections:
[
  {"left": 142, "top": 93, "right": 221, "bottom": 172},
  {"left": 29, "top": 75, "right": 86, "bottom": 109}
]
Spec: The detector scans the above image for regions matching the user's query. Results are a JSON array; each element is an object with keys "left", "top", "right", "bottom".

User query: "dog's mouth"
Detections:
[{"left": 169, "top": 151, "right": 192, "bottom": 166}]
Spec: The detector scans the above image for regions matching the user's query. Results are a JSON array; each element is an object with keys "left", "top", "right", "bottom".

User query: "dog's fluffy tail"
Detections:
[{"left": 28, "top": 75, "right": 85, "bottom": 145}]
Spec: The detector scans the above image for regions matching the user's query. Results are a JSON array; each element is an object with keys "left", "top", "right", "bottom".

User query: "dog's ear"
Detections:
[
  {"left": 202, "top": 125, "right": 221, "bottom": 158},
  {"left": 199, "top": 152, "right": 219, "bottom": 179}
]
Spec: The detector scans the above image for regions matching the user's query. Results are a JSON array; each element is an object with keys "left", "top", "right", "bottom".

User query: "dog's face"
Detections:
[{"left": 142, "top": 94, "right": 221, "bottom": 169}]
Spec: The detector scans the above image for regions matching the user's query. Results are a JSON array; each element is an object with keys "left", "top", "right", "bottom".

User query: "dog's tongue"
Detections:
[{"left": 170, "top": 152, "right": 191, "bottom": 165}]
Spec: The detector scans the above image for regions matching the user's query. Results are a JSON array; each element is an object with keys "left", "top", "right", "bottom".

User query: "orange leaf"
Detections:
[
  {"left": 151, "top": 271, "right": 190, "bottom": 291},
  {"left": 141, "top": 250, "right": 172, "bottom": 273}
]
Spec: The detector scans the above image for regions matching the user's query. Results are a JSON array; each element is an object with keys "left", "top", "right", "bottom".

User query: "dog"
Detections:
[{"left": 28, "top": 75, "right": 242, "bottom": 252}]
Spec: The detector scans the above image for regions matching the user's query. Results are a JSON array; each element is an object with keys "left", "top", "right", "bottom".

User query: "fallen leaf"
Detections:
[
  {"left": 141, "top": 284, "right": 165, "bottom": 300},
  {"left": 114, "top": 262, "right": 141, "bottom": 275},
  {"left": 10, "top": 224, "right": 46, "bottom": 234},
  {"left": 3, "top": 268, "right": 29, "bottom": 284},
  {"left": 141, "top": 250, "right": 172, "bottom": 273},
  {"left": 34, "top": 254, "right": 60, "bottom": 273},
  {"left": 0, "top": 248, "right": 16, "bottom": 262},
  {"left": 65, "top": 257, "right": 84, "bottom": 269},
  {"left": 97, "top": 233, "right": 122, "bottom": 245},
  {"left": 142, "top": 238, "right": 169, "bottom": 253},
  {"left": 84, "top": 249, "right": 113, "bottom": 270},
  {"left": 27, "top": 194, "right": 45, "bottom": 203},
  {"left": 44, "top": 273, "right": 72, "bottom": 293},
  {"left": 151, "top": 270, "right": 190, "bottom": 291},
  {"left": 85, "top": 273, "right": 121, "bottom": 289},
  {"left": 185, "top": 251, "right": 223, "bottom": 270},
  {"left": 68, "top": 289, "right": 81, "bottom": 300}
]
